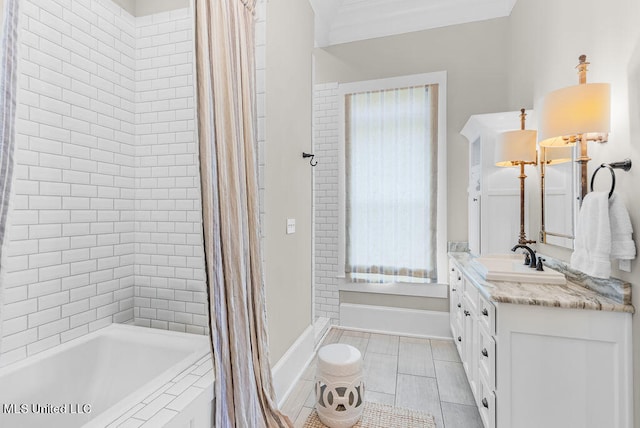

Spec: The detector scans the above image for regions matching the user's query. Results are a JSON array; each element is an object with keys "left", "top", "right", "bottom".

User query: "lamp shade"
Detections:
[
  {"left": 538, "top": 83, "right": 611, "bottom": 147},
  {"left": 542, "top": 145, "right": 572, "bottom": 165},
  {"left": 494, "top": 130, "right": 537, "bottom": 167}
]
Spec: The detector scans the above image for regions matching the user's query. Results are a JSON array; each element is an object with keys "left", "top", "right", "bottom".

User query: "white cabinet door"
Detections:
[
  {"left": 468, "top": 194, "right": 481, "bottom": 255},
  {"left": 496, "top": 303, "right": 633, "bottom": 428}
]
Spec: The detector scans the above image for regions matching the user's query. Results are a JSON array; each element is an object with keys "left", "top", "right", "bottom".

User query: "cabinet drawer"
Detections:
[
  {"left": 478, "top": 372, "right": 496, "bottom": 428},
  {"left": 463, "top": 277, "right": 479, "bottom": 311},
  {"left": 478, "top": 293, "right": 496, "bottom": 334},
  {"left": 478, "top": 326, "right": 496, "bottom": 391},
  {"left": 449, "top": 266, "right": 462, "bottom": 288},
  {"left": 454, "top": 329, "right": 463, "bottom": 356}
]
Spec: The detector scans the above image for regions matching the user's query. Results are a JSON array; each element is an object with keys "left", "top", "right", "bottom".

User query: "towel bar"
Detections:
[{"left": 590, "top": 158, "right": 632, "bottom": 198}]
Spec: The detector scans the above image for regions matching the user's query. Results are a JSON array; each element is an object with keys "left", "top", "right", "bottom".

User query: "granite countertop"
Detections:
[{"left": 449, "top": 252, "right": 635, "bottom": 314}]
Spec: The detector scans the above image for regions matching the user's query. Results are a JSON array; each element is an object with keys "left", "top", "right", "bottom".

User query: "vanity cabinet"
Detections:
[
  {"left": 449, "top": 262, "right": 496, "bottom": 428},
  {"left": 461, "top": 112, "right": 538, "bottom": 255},
  {"left": 449, "top": 258, "right": 633, "bottom": 428}
]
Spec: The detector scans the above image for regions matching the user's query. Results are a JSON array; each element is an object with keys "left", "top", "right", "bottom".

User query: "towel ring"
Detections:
[
  {"left": 589, "top": 159, "right": 632, "bottom": 199},
  {"left": 590, "top": 164, "right": 616, "bottom": 199}
]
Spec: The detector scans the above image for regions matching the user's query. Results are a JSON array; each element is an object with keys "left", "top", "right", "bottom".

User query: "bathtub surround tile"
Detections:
[
  {"left": 312, "top": 83, "right": 340, "bottom": 325},
  {"left": 142, "top": 383, "right": 174, "bottom": 405},
  {"left": 105, "top": 403, "right": 145, "bottom": 428},
  {"left": 3, "top": 0, "right": 207, "bottom": 363},
  {"left": 193, "top": 370, "right": 214, "bottom": 389},
  {"left": 166, "top": 386, "right": 205, "bottom": 412},
  {"left": 110, "top": 345, "right": 214, "bottom": 428},
  {"left": 134, "top": 393, "right": 175, "bottom": 420},
  {"left": 117, "top": 419, "right": 144, "bottom": 428},
  {"left": 139, "top": 409, "right": 179, "bottom": 427},
  {"left": 165, "top": 373, "right": 200, "bottom": 395}
]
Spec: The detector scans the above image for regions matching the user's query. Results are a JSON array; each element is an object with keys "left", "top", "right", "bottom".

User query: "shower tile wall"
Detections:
[
  {"left": 133, "top": 10, "right": 207, "bottom": 334},
  {"left": 2, "top": 0, "right": 137, "bottom": 366},
  {"left": 313, "top": 83, "right": 339, "bottom": 324},
  {"left": 1, "top": 0, "right": 204, "bottom": 366}
]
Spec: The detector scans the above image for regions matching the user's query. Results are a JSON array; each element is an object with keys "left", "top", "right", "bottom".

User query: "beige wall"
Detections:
[
  {"left": 315, "top": 17, "right": 511, "bottom": 246},
  {"left": 507, "top": 0, "right": 640, "bottom": 425},
  {"left": 265, "top": 0, "right": 314, "bottom": 363}
]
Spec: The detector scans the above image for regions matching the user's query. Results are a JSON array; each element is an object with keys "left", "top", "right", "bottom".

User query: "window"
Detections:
[{"left": 338, "top": 73, "right": 447, "bottom": 284}]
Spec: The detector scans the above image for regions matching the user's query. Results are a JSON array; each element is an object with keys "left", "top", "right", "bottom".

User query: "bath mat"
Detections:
[{"left": 303, "top": 401, "right": 437, "bottom": 428}]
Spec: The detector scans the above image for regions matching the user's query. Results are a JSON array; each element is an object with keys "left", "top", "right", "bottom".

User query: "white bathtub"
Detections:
[{"left": 0, "top": 324, "right": 212, "bottom": 428}]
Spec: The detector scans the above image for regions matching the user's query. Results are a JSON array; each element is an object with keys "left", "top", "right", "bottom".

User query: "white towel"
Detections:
[
  {"left": 609, "top": 193, "right": 636, "bottom": 260},
  {"left": 570, "top": 192, "right": 612, "bottom": 278},
  {"left": 570, "top": 192, "right": 636, "bottom": 279}
]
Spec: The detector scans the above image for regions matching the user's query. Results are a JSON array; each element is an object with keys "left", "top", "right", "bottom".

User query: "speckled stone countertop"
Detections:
[{"left": 449, "top": 252, "right": 634, "bottom": 313}]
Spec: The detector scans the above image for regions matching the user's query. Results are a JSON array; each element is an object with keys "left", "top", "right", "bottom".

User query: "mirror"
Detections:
[{"left": 540, "top": 146, "right": 578, "bottom": 249}]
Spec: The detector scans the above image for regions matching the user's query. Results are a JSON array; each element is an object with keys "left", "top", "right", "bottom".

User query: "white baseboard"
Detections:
[
  {"left": 271, "top": 324, "right": 315, "bottom": 407},
  {"left": 339, "top": 303, "right": 452, "bottom": 339}
]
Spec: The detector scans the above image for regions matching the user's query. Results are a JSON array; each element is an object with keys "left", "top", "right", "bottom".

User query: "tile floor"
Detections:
[{"left": 281, "top": 328, "right": 483, "bottom": 428}]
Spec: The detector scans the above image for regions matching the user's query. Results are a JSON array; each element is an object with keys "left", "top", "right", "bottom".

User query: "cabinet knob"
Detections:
[
  {"left": 457, "top": 336, "right": 462, "bottom": 342},
  {"left": 473, "top": 197, "right": 478, "bottom": 202},
  {"left": 482, "top": 398, "right": 489, "bottom": 409},
  {"left": 482, "top": 308, "right": 489, "bottom": 316},
  {"left": 457, "top": 303, "right": 461, "bottom": 308},
  {"left": 451, "top": 268, "right": 455, "bottom": 272},
  {"left": 452, "top": 288, "right": 457, "bottom": 292},
  {"left": 481, "top": 348, "right": 488, "bottom": 358},
  {"left": 464, "top": 310, "right": 471, "bottom": 316},
  {"left": 457, "top": 276, "right": 461, "bottom": 281}
]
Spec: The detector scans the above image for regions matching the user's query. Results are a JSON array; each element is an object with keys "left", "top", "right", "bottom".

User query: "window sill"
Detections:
[{"left": 337, "top": 279, "right": 448, "bottom": 299}]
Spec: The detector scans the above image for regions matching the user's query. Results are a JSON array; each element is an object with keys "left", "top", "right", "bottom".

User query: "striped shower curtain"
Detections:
[
  {"left": 194, "top": 1, "right": 292, "bottom": 427},
  {"left": 0, "top": 0, "right": 21, "bottom": 355}
]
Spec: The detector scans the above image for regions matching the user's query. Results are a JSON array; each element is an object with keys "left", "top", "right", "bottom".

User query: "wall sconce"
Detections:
[
  {"left": 494, "top": 109, "right": 538, "bottom": 245},
  {"left": 538, "top": 55, "right": 611, "bottom": 202}
]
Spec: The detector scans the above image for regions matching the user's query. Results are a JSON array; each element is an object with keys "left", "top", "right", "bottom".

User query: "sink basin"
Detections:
[{"left": 472, "top": 255, "right": 566, "bottom": 285}]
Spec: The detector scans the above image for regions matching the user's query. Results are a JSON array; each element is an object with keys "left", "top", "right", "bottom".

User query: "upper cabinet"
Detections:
[{"left": 461, "top": 111, "right": 538, "bottom": 255}]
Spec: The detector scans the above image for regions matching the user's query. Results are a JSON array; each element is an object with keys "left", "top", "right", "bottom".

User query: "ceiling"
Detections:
[{"left": 309, "top": 0, "right": 518, "bottom": 47}]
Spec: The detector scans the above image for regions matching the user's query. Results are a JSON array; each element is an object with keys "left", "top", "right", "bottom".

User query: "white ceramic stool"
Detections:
[{"left": 315, "top": 343, "right": 365, "bottom": 428}]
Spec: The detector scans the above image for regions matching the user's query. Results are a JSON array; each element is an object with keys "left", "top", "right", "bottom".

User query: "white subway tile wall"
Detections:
[
  {"left": 1, "top": 0, "right": 207, "bottom": 366},
  {"left": 312, "top": 83, "right": 340, "bottom": 324},
  {"left": 132, "top": 9, "right": 207, "bottom": 335}
]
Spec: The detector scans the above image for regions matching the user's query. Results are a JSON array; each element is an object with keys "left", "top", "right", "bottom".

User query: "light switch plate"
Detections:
[{"left": 286, "top": 218, "right": 296, "bottom": 234}]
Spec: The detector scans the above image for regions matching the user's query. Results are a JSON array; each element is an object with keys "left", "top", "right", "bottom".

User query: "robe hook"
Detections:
[{"left": 302, "top": 152, "right": 317, "bottom": 167}]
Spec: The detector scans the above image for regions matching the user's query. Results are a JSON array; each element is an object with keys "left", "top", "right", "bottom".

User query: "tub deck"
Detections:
[{"left": 0, "top": 324, "right": 213, "bottom": 428}]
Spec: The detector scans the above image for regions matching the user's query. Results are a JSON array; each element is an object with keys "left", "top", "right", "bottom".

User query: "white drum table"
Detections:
[{"left": 315, "top": 343, "right": 365, "bottom": 428}]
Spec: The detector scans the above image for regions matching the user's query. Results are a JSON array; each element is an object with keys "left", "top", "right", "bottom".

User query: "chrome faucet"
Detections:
[{"left": 511, "top": 244, "right": 537, "bottom": 268}]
